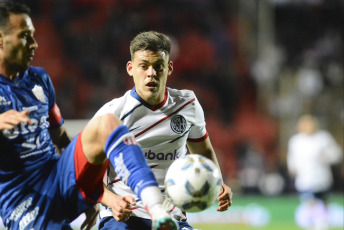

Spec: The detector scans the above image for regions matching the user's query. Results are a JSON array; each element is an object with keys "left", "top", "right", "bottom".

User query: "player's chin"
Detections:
[
  {"left": 18, "top": 62, "right": 31, "bottom": 72},
  {"left": 145, "top": 91, "right": 159, "bottom": 100},
  {"left": 145, "top": 88, "right": 159, "bottom": 95}
]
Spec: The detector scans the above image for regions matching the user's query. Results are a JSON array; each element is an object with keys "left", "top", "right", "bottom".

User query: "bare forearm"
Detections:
[
  {"left": 187, "top": 138, "right": 223, "bottom": 181},
  {"left": 101, "top": 185, "right": 117, "bottom": 207},
  {"left": 49, "top": 125, "right": 71, "bottom": 155}
]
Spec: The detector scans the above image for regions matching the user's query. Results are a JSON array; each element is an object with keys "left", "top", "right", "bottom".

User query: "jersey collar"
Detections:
[
  {"left": 0, "top": 71, "right": 27, "bottom": 85},
  {"left": 130, "top": 87, "right": 168, "bottom": 111}
]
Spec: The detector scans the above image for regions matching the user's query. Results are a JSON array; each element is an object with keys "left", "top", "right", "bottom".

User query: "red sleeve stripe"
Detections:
[
  {"left": 187, "top": 132, "right": 208, "bottom": 143},
  {"left": 48, "top": 103, "right": 63, "bottom": 128}
]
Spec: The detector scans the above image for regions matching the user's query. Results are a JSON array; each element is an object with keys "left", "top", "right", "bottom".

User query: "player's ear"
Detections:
[
  {"left": 126, "top": 61, "right": 133, "bottom": 76},
  {"left": 168, "top": 61, "right": 173, "bottom": 76}
]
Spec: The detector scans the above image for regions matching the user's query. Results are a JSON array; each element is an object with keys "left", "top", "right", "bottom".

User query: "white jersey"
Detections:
[
  {"left": 287, "top": 130, "right": 342, "bottom": 192},
  {"left": 95, "top": 87, "right": 208, "bottom": 221}
]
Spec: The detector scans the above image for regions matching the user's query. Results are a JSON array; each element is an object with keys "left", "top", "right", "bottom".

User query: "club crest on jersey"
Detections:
[
  {"left": 170, "top": 115, "right": 187, "bottom": 134},
  {"left": 32, "top": 85, "right": 46, "bottom": 103}
]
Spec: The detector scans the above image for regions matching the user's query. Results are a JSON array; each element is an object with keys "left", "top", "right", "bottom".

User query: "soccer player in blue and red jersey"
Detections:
[{"left": 0, "top": 1, "right": 177, "bottom": 229}]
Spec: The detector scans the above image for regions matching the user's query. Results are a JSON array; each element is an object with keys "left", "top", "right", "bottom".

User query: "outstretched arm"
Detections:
[
  {"left": 49, "top": 125, "right": 71, "bottom": 155},
  {"left": 187, "top": 137, "right": 232, "bottom": 211}
]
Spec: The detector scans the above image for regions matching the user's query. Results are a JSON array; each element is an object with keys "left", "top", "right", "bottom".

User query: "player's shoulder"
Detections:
[
  {"left": 28, "top": 66, "right": 48, "bottom": 76},
  {"left": 96, "top": 90, "right": 131, "bottom": 115},
  {"left": 105, "top": 90, "right": 131, "bottom": 106},
  {"left": 314, "top": 130, "right": 333, "bottom": 141},
  {"left": 288, "top": 133, "right": 304, "bottom": 144},
  {"left": 26, "top": 66, "right": 50, "bottom": 82},
  {"left": 167, "top": 87, "right": 196, "bottom": 99}
]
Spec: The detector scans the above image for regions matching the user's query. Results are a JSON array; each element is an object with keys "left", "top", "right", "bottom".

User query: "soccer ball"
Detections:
[{"left": 164, "top": 154, "right": 222, "bottom": 213}]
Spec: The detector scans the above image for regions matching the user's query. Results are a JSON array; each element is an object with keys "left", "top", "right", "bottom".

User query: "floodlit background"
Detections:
[{"left": 2, "top": 0, "right": 343, "bottom": 229}]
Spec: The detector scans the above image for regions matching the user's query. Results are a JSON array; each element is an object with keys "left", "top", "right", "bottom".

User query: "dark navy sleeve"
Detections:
[
  {"left": 43, "top": 70, "right": 57, "bottom": 111},
  {"left": 45, "top": 71, "right": 64, "bottom": 128}
]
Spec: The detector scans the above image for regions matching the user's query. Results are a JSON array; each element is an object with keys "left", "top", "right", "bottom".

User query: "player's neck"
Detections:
[
  {"left": 0, "top": 65, "right": 20, "bottom": 80},
  {"left": 146, "top": 88, "right": 167, "bottom": 107},
  {"left": 2, "top": 72, "right": 19, "bottom": 80}
]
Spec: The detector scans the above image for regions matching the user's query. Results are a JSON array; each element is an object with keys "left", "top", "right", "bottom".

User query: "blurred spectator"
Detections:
[
  {"left": 287, "top": 114, "right": 342, "bottom": 230},
  {"left": 237, "top": 141, "right": 265, "bottom": 194}
]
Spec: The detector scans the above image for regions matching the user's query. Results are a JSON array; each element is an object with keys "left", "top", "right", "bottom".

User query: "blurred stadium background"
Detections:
[{"left": 2, "top": 0, "right": 343, "bottom": 229}]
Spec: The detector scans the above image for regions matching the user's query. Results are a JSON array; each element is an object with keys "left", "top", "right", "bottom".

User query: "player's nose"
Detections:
[
  {"left": 29, "top": 36, "right": 38, "bottom": 50},
  {"left": 147, "top": 66, "right": 156, "bottom": 77}
]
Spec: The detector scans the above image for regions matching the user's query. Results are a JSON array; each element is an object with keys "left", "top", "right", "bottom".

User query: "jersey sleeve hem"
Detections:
[
  {"left": 187, "top": 132, "right": 208, "bottom": 142},
  {"left": 48, "top": 103, "right": 64, "bottom": 128}
]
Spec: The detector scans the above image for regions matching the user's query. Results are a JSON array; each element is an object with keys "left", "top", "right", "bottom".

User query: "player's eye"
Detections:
[
  {"left": 140, "top": 64, "right": 148, "bottom": 70},
  {"left": 20, "top": 33, "right": 28, "bottom": 39},
  {"left": 20, "top": 32, "right": 34, "bottom": 41},
  {"left": 154, "top": 64, "right": 164, "bottom": 71}
]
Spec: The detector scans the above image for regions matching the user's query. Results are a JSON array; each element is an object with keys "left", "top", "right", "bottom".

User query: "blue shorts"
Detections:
[
  {"left": 2, "top": 133, "right": 108, "bottom": 230},
  {"left": 99, "top": 216, "right": 196, "bottom": 230}
]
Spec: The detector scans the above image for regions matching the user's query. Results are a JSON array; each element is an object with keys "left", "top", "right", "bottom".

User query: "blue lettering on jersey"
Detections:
[{"left": 144, "top": 149, "right": 179, "bottom": 160}]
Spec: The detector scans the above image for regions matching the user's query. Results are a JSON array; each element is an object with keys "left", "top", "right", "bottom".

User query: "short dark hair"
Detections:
[
  {"left": 129, "top": 31, "right": 171, "bottom": 60},
  {"left": 0, "top": 1, "right": 31, "bottom": 29}
]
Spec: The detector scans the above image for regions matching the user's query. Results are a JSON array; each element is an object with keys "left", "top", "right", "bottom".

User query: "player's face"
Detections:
[
  {"left": 0, "top": 13, "right": 38, "bottom": 74},
  {"left": 127, "top": 50, "right": 173, "bottom": 106}
]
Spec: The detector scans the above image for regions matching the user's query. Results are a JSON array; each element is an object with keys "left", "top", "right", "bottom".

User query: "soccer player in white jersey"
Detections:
[
  {"left": 95, "top": 31, "right": 232, "bottom": 230},
  {"left": 0, "top": 2, "right": 177, "bottom": 230},
  {"left": 287, "top": 114, "right": 342, "bottom": 230}
]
